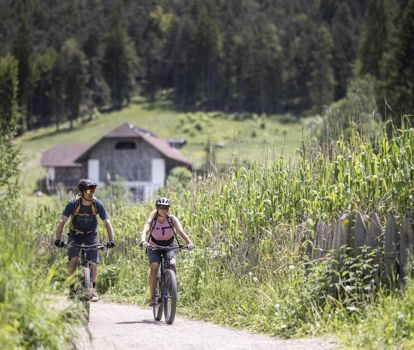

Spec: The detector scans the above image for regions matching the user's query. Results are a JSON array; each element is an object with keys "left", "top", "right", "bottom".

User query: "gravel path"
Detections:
[{"left": 77, "top": 301, "right": 337, "bottom": 350}]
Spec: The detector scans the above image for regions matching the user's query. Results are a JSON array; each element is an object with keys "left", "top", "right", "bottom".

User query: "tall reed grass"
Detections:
[{"left": 0, "top": 195, "right": 83, "bottom": 349}]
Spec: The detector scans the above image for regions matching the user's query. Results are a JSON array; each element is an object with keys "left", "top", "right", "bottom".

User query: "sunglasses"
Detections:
[
  {"left": 156, "top": 205, "right": 169, "bottom": 210},
  {"left": 85, "top": 188, "right": 96, "bottom": 194}
]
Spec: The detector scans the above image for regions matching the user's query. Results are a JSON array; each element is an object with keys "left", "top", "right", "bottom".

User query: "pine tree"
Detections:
[
  {"left": 282, "top": 11, "right": 315, "bottom": 112},
  {"left": 331, "top": 3, "right": 356, "bottom": 100},
  {"left": 142, "top": 4, "right": 173, "bottom": 100},
  {"left": 61, "top": 38, "right": 89, "bottom": 129},
  {"left": 31, "top": 49, "right": 59, "bottom": 126},
  {"left": 169, "top": 0, "right": 223, "bottom": 110},
  {"left": 102, "top": 2, "right": 138, "bottom": 109},
  {"left": 309, "top": 25, "right": 335, "bottom": 114},
  {"left": 381, "top": 0, "right": 414, "bottom": 120},
  {"left": 0, "top": 55, "right": 19, "bottom": 133},
  {"left": 12, "top": 11, "right": 33, "bottom": 132},
  {"left": 0, "top": 57, "right": 20, "bottom": 199},
  {"left": 359, "top": 0, "right": 396, "bottom": 79}
]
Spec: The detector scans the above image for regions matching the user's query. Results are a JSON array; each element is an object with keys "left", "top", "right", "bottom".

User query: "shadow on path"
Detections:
[{"left": 115, "top": 319, "right": 166, "bottom": 326}]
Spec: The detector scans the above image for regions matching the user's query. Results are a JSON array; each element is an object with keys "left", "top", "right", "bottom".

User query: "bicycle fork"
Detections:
[
  {"left": 157, "top": 268, "right": 163, "bottom": 304},
  {"left": 80, "top": 263, "right": 93, "bottom": 300}
]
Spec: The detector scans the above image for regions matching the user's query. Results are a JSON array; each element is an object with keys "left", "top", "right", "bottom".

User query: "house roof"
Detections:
[
  {"left": 104, "top": 123, "right": 157, "bottom": 138},
  {"left": 76, "top": 123, "right": 191, "bottom": 166},
  {"left": 41, "top": 144, "right": 90, "bottom": 167}
]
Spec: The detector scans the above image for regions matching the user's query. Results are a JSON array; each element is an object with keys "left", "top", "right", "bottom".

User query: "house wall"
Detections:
[
  {"left": 86, "top": 138, "right": 164, "bottom": 183},
  {"left": 48, "top": 166, "right": 86, "bottom": 192}
]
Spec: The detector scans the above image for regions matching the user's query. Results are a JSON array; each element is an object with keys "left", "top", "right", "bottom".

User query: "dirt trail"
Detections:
[{"left": 77, "top": 301, "right": 337, "bottom": 350}]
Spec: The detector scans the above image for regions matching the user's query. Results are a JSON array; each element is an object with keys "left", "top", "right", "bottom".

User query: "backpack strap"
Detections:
[
  {"left": 90, "top": 196, "right": 98, "bottom": 216},
  {"left": 167, "top": 214, "right": 182, "bottom": 246},
  {"left": 68, "top": 195, "right": 98, "bottom": 234},
  {"left": 148, "top": 212, "right": 158, "bottom": 242}
]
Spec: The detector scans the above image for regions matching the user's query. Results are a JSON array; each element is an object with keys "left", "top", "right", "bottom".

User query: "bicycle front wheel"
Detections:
[
  {"left": 81, "top": 266, "right": 92, "bottom": 322},
  {"left": 163, "top": 269, "right": 177, "bottom": 325},
  {"left": 153, "top": 272, "right": 163, "bottom": 321}
]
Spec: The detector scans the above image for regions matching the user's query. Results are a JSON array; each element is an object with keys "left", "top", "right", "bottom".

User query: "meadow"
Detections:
[
  {"left": 3, "top": 107, "right": 414, "bottom": 348},
  {"left": 15, "top": 99, "right": 305, "bottom": 195}
]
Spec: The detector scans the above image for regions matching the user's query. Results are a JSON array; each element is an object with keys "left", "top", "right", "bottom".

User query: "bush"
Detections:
[
  {"left": 318, "top": 75, "right": 382, "bottom": 141},
  {"left": 166, "top": 167, "right": 193, "bottom": 191}
]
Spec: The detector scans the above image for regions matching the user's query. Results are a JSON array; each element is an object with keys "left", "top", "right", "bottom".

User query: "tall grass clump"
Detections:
[
  {"left": 166, "top": 121, "right": 414, "bottom": 334},
  {"left": 0, "top": 194, "right": 86, "bottom": 349},
  {"left": 341, "top": 279, "right": 414, "bottom": 349},
  {"left": 0, "top": 134, "right": 82, "bottom": 349}
]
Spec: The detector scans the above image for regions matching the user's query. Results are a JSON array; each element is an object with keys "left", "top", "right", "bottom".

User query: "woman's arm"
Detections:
[
  {"left": 171, "top": 215, "right": 193, "bottom": 245},
  {"left": 141, "top": 210, "right": 156, "bottom": 242}
]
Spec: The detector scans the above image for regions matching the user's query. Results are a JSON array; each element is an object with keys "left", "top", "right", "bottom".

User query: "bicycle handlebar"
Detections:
[
  {"left": 146, "top": 245, "right": 192, "bottom": 251},
  {"left": 63, "top": 242, "right": 108, "bottom": 250}
]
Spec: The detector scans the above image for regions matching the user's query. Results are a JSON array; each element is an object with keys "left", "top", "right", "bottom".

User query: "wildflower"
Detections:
[
  {"left": 288, "top": 265, "right": 295, "bottom": 270},
  {"left": 253, "top": 276, "right": 258, "bottom": 283},
  {"left": 346, "top": 306, "right": 358, "bottom": 312}
]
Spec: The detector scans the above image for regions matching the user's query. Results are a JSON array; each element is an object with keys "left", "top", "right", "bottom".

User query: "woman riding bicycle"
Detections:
[{"left": 140, "top": 197, "right": 194, "bottom": 306}]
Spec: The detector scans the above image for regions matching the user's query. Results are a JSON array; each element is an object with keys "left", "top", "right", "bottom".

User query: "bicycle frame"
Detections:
[
  {"left": 149, "top": 245, "right": 189, "bottom": 324},
  {"left": 65, "top": 242, "right": 107, "bottom": 321}
]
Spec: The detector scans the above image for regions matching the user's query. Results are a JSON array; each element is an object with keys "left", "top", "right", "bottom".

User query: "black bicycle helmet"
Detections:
[
  {"left": 155, "top": 197, "right": 170, "bottom": 208},
  {"left": 78, "top": 179, "right": 97, "bottom": 193}
]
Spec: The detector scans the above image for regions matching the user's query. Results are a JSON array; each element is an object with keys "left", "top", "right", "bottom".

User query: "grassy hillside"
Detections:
[{"left": 15, "top": 99, "right": 306, "bottom": 194}]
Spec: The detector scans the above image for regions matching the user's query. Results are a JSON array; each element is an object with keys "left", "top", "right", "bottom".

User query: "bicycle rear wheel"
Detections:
[
  {"left": 163, "top": 269, "right": 177, "bottom": 324},
  {"left": 153, "top": 272, "right": 163, "bottom": 321}
]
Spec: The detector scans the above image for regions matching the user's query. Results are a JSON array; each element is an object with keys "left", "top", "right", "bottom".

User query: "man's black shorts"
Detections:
[{"left": 67, "top": 232, "right": 99, "bottom": 264}]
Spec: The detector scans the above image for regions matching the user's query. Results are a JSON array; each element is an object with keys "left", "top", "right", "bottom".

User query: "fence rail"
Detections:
[{"left": 307, "top": 212, "right": 414, "bottom": 284}]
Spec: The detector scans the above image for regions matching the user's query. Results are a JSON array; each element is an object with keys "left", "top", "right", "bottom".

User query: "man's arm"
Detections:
[
  {"left": 55, "top": 215, "right": 69, "bottom": 241},
  {"left": 103, "top": 219, "right": 114, "bottom": 241}
]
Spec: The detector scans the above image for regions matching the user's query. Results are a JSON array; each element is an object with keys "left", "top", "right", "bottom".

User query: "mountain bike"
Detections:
[
  {"left": 64, "top": 242, "right": 108, "bottom": 322},
  {"left": 148, "top": 245, "right": 190, "bottom": 325}
]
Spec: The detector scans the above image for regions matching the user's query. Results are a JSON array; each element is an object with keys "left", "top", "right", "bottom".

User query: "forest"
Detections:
[{"left": 1, "top": 0, "right": 414, "bottom": 134}]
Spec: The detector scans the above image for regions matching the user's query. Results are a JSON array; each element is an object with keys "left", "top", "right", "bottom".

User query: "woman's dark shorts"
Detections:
[
  {"left": 148, "top": 247, "right": 176, "bottom": 265},
  {"left": 67, "top": 232, "right": 99, "bottom": 264}
]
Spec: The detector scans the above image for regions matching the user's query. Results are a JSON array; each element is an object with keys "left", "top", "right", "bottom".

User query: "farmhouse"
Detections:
[{"left": 40, "top": 123, "right": 191, "bottom": 199}]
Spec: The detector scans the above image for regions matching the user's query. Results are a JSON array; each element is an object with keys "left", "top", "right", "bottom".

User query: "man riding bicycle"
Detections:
[
  {"left": 54, "top": 179, "right": 115, "bottom": 301},
  {"left": 140, "top": 197, "right": 194, "bottom": 306}
]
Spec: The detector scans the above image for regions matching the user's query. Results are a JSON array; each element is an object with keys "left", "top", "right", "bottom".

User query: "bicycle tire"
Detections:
[
  {"left": 81, "top": 266, "right": 92, "bottom": 322},
  {"left": 153, "top": 272, "right": 163, "bottom": 321},
  {"left": 163, "top": 269, "right": 177, "bottom": 325}
]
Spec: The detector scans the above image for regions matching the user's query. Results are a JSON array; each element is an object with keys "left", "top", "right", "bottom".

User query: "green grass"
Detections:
[
  {"left": 15, "top": 99, "right": 306, "bottom": 193},
  {"left": 0, "top": 197, "right": 81, "bottom": 349},
  {"left": 340, "top": 281, "right": 414, "bottom": 349}
]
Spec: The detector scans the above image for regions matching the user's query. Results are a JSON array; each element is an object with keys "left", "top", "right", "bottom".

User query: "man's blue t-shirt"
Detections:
[{"left": 63, "top": 198, "right": 108, "bottom": 234}]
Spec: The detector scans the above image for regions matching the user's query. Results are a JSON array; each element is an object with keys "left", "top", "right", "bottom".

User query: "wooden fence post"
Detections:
[
  {"left": 332, "top": 214, "right": 352, "bottom": 251},
  {"left": 399, "top": 213, "right": 413, "bottom": 283},
  {"left": 314, "top": 220, "right": 328, "bottom": 259},
  {"left": 366, "top": 213, "right": 382, "bottom": 249},
  {"left": 384, "top": 215, "right": 398, "bottom": 285},
  {"left": 354, "top": 212, "right": 367, "bottom": 256}
]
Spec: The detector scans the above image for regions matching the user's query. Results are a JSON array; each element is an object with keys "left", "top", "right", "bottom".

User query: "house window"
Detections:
[{"left": 115, "top": 141, "right": 136, "bottom": 150}]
